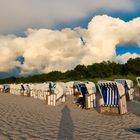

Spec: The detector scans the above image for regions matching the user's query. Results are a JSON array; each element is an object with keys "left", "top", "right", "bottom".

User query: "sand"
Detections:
[{"left": 0, "top": 94, "right": 139, "bottom": 140}]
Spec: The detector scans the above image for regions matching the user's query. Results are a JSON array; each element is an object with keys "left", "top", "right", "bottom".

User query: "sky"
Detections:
[{"left": 0, "top": 0, "right": 140, "bottom": 78}]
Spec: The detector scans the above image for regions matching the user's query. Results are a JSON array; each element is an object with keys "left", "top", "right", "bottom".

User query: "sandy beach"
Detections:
[{"left": 0, "top": 94, "right": 139, "bottom": 140}]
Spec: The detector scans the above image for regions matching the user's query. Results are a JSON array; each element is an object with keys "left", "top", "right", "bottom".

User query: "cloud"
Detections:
[
  {"left": 116, "top": 53, "right": 140, "bottom": 63},
  {"left": 0, "top": 15, "right": 140, "bottom": 76},
  {"left": 0, "top": 0, "right": 137, "bottom": 34}
]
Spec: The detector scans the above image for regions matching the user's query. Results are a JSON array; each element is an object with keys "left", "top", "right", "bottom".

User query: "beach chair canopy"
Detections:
[
  {"left": 98, "top": 81, "right": 119, "bottom": 106},
  {"left": 48, "top": 82, "right": 56, "bottom": 91},
  {"left": 53, "top": 82, "right": 68, "bottom": 95},
  {"left": 73, "top": 81, "right": 96, "bottom": 96},
  {"left": 65, "top": 81, "right": 74, "bottom": 88},
  {"left": 84, "top": 81, "right": 96, "bottom": 94},
  {"left": 3, "top": 84, "right": 10, "bottom": 92},
  {"left": 73, "top": 82, "right": 88, "bottom": 97},
  {"left": 115, "top": 79, "right": 133, "bottom": 89},
  {"left": 0, "top": 84, "right": 3, "bottom": 89}
]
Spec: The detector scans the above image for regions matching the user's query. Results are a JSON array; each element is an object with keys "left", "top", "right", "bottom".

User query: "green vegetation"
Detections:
[{"left": 0, "top": 58, "right": 140, "bottom": 85}]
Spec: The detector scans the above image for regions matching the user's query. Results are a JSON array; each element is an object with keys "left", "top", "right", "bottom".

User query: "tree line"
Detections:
[{"left": 0, "top": 58, "right": 140, "bottom": 84}]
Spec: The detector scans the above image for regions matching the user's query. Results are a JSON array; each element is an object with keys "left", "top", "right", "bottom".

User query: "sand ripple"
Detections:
[{"left": 0, "top": 94, "right": 139, "bottom": 140}]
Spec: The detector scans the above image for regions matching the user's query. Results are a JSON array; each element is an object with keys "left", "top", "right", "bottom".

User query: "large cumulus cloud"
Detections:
[{"left": 0, "top": 15, "right": 140, "bottom": 75}]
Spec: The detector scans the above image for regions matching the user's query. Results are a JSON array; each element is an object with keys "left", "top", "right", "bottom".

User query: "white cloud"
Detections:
[
  {"left": 0, "top": 0, "right": 137, "bottom": 34},
  {"left": 0, "top": 15, "right": 140, "bottom": 75},
  {"left": 116, "top": 53, "right": 140, "bottom": 63}
]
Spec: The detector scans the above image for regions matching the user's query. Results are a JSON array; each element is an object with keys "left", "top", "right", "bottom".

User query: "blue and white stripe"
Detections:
[{"left": 98, "top": 82, "right": 119, "bottom": 106}]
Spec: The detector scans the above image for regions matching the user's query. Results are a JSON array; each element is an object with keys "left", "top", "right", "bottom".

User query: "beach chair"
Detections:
[
  {"left": 136, "top": 77, "right": 140, "bottom": 87},
  {"left": 97, "top": 81, "right": 127, "bottom": 115},
  {"left": 3, "top": 84, "right": 10, "bottom": 93},
  {"left": 115, "top": 79, "right": 134, "bottom": 101},
  {"left": 84, "top": 81, "right": 96, "bottom": 109},
  {"left": 73, "top": 81, "right": 96, "bottom": 109},
  {"left": 30, "top": 83, "right": 37, "bottom": 98},
  {"left": 15, "top": 84, "right": 21, "bottom": 95},
  {"left": 10, "top": 84, "right": 16, "bottom": 95},
  {"left": 0, "top": 85, "right": 3, "bottom": 93},
  {"left": 42, "top": 83, "right": 51, "bottom": 98},
  {"left": 19, "top": 84, "right": 25, "bottom": 96},
  {"left": 9, "top": 84, "right": 20, "bottom": 95},
  {"left": 65, "top": 81, "right": 74, "bottom": 95},
  {"left": 46, "top": 82, "right": 66, "bottom": 106},
  {"left": 36, "top": 83, "right": 49, "bottom": 100},
  {"left": 9, "top": 84, "right": 13, "bottom": 94},
  {"left": 134, "top": 77, "right": 140, "bottom": 101},
  {"left": 33, "top": 84, "right": 42, "bottom": 99},
  {"left": 38, "top": 83, "right": 46, "bottom": 100},
  {"left": 28, "top": 84, "right": 34, "bottom": 97},
  {"left": 23, "top": 84, "right": 31, "bottom": 97},
  {"left": 35, "top": 84, "right": 42, "bottom": 99}
]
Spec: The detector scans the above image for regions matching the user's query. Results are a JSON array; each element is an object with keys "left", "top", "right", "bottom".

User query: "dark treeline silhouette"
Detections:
[{"left": 0, "top": 58, "right": 140, "bottom": 84}]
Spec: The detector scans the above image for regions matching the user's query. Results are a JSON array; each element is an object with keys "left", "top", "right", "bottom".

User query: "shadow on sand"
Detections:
[
  {"left": 127, "top": 101, "right": 140, "bottom": 116},
  {"left": 58, "top": 105, "right": 74, "bottom": 140}
]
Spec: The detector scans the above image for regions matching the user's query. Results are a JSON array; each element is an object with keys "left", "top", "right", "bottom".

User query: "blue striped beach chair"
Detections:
[{"left": 98, "top": 81, "right": 127, "bottom": 114}]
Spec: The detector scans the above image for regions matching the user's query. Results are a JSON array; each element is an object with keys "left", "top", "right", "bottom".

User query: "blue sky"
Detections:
[
  {"left": 0, "top": 0, "right": 140, "bottom": 78},
  {"left": 116, "top": 45, "right": 140, "bottom": 55}
]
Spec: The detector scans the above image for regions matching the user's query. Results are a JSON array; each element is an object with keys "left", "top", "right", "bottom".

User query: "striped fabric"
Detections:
[
  {"left": 98, "top": 82, "right": 119, "bottom": 106},
  {"left": 75, "top": 84, "right": 88, "bottom": 97},
  {"left": 115, "top": 79, "right": 129, "bottom": 94},
  {"left": 100, "top": 83, "right": 107, "bottom": 104},
  {"left": 114, "top": 83, "right": 119, "bottom": 105}
]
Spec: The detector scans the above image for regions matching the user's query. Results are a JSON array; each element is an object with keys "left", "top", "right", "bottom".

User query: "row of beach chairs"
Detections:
[
  {"left": 9, "top": 82, "right": 74, "bottom": 106},
  {"left": 0, "top": 81, "right": 97, "bottom": 108},
  {"left": 0, "top": 77, "right": 139, "bottom": 115},
  {"left": 70, "top": 78, "right": 139, "bottom": 114}
]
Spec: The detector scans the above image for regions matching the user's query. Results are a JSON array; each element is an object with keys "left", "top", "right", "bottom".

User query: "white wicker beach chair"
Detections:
[
  {"left": 46, "top": 82, "right": 66, "bottom": 106},
  {"left": 136, "top": 77, "right": 140, "bottom": 87},
  {"left": 73, "top": 81, "right": 96, "bottom": 109},
  {"left": 115, "top": 79, "right": 134, "bottom": 101}
]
